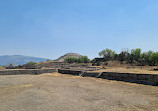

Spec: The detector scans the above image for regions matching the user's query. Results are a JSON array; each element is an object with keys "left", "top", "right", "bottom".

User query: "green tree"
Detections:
[
  {"left": 118, "top": 49, "right": 130, "bottom": 62},
  {"left": 64, "top": 57, "right": 77, "bottom": 63},
  {"left": 25, "top": 61, "right": 37, "bottom": 69},
  {"left": 131, "top": 48, "right": 141, "bottom": 61},
  {"left": 99, "top": 48, "right": 116, "bottom": 60},
  {"left": 78, "top": 56, "right": 90, "bottom": 63},
  {"left": 149, "top": 52, "right": 158, "bottom": 66},
  {"left": 46, "top": 59, "right": 51, "bottom": 61},
  {"left": 140, "top": 51, "right": 154, "bottom": 65}
]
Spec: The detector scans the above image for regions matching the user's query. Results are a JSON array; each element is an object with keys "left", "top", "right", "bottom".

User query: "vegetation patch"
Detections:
[
  {"left": 92, "top": 48, "right": 158, "bottom": 67},
  {"left": 64, "top": 56, "right": 90, "bottom": 63}
]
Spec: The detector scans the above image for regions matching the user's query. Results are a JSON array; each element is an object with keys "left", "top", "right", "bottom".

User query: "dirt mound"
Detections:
[
  {"left": 104, "top": 60, "right": 131, "bottom": 67},
  {"left": 55, "top": 53, "right": 82, "bottom": 62},
  {"left": 0, "top": 66, "right": 6, "bottom": 70}
]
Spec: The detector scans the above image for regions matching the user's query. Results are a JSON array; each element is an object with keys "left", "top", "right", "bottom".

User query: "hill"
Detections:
[
  {"left": 55, "top": 53, "right": 82, "bottom": 62},
  {"left": 0, "top": 55, "right": 48, "bottom": 65},
  {"left": 0, "top": 66, "right": 5, "bottom": 70}
]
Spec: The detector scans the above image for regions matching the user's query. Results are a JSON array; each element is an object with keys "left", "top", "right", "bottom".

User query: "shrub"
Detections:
[
  {"left": 64, "top": 57, "right": 77, "bottom": 63},
  {"left": 25, "top": 61, "right": 37, "bottom": 69},
  {"left": 64, "top": 56, "right": 90, "bottom": 63}
]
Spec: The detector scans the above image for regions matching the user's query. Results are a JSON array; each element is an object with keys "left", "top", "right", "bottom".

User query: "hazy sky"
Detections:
[{"left": 0, "top": 0, "right": 158, "bottom": 59}]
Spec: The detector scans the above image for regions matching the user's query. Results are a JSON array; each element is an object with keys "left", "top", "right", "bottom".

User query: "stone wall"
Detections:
[
  {"left": 58, "top": 69, "right": 82, "bottom": 75},
  {"left": 36, "top": 62, "right": 102, "bottom": 71},
  {"left": 0, "top": 69, "right": 57, "bottom": 75},
  {"left": 101, "top": 72, "right": 158, "bottom": 86},
  {"left": 58, "top": 69, "right": 158, "bottom": 86},
  {"left": 1, "top": 68, "right": 158, "bottom": 86}
]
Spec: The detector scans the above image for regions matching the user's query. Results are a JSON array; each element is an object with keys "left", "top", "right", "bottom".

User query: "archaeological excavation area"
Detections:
[
  {"left": 0, "top": 72, "right": 158, "bottom": 111},
  {"left": 0, "top": 62, "right": 158, "bottom": 111}
]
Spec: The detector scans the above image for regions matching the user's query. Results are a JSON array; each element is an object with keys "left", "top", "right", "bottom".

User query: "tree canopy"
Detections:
[
  {"left": 96, "top": 48, "right": 158, "bottom": 66},
  {"left": 99, "top": 48, "right": 115, "bottom": 60}
]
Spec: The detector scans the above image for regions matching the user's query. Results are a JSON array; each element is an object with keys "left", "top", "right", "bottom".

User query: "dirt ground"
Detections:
[
  {"left": 0, "top": 73, "right": 158, "bottom": 111},
  {"left": 95, "top": 66, "right": 158, "bottom": 75}
]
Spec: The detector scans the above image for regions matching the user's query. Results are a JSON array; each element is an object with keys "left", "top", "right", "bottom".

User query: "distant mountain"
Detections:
[
  {"left": 55, "top": 53, "right": 82, "bottom": 62},
  {"left": 0, "top": 55, "right": 48, "bottom": 65}
]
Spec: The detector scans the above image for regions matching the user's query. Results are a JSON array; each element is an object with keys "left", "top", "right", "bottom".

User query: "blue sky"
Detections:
[{"left": 0, "top": 0, "right": 158, "bottom": 59}]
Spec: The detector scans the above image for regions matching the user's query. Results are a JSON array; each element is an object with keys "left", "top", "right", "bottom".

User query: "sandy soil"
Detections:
[
  {"left": 0, "top": 66, "right": 5, "bottom": 70},
  {"left": 0, "top": 72, "right": 158, "bottom": 111}
]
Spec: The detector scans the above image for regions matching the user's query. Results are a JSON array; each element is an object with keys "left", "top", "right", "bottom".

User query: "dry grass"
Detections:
[
  {"left": 95, "top": 66, "right": 158, "bottom": 74},
  {"left": 0, "top": 66, "right": 6, "bottom": 70},
  {"left": 0, "top": 73, "right": 158, "bottom": 111}
]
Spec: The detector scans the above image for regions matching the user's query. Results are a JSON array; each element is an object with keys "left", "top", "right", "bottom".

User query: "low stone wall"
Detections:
[
  {"left": 1, "top": 68, "right": 158, "bottom": 86},
  {"left": 81, "top": 72, "right": 102, "bottom": 78},
  {"left": 58, "top": 69, "right": 82, "bottom": 75},
  {"left": 35, "top": 62, "right": 102, "bottom": 71},
  {"left": 100, "top": 72, "right": 158, "bottom": 86},
  {"left": 57, "top": 69, "right": 158, "bottom": 86},
  {"left": 0, "top": 69, "right": 57, "bottom": 75}
]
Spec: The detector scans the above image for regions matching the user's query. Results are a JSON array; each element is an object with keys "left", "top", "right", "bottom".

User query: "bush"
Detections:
[
  {"left": 64, "top": 56, "right": 90, "bottom": 63},
  {"left": 25, "top": 61, "right": 37, "bottom": 69},
  {"left": 64, "top": 57, "right": 77, "bottom": 63}
]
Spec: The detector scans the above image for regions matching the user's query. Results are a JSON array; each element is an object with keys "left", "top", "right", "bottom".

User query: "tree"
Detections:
[
  {"left": 117, "top": 49, "right": 130, "bottom": 62},
  {"left": 64, "top": 57, "right": 77, "bottom": 63},
  {"left": 99, "top": 48, "right": 116, "bottom": 60},
  {"left": 25, "top": 61, "right": 37, "bottom": 69},
  {"left": 46, "top": 59, "right": 51, "bottom": 61},
  {"left": 91, "top": 58, "right": 104, "bottom": 66},
  {"left": 140, "top": 51, "right": 154, "bottom": 65},
  {"left": 131, "top": 48, "right": 141, "bottom": 62},
  {"left": 149, "top": 52, "right": 158, "bottom": 66},
  {"left": 96, "top": 48, "right": 158, "bottom": 66},
  {"left": 77, "top": 56, "right": 90, "bottom": 63}
]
